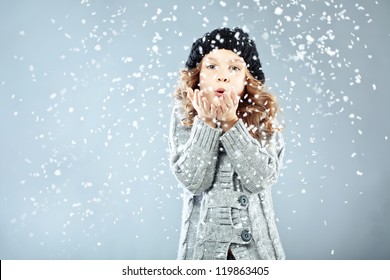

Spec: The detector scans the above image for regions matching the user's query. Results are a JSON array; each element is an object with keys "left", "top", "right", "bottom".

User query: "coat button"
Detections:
[
  {"left": 238, "top": 195, "right": 248, "bottom": 207},
  {"left": 241, "top": 230, "right": 252, "bottom": 242}
]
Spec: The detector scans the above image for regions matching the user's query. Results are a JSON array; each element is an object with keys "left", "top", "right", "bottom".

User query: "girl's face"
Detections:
[{"left": 198, "top": 49, "right": 247, "bottom": 104}]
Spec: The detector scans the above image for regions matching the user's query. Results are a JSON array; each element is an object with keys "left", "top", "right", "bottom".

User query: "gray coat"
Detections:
[{"left": 169, "top": 105, "right": 286, "bottom": 260}]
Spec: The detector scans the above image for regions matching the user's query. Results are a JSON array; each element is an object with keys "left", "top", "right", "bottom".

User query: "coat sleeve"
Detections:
[
  {"left": 168, "top": 105, "right": 222, "bottom": 195},
  {"left": 220, "top": 118, "right": 285, "bottom": 194}
]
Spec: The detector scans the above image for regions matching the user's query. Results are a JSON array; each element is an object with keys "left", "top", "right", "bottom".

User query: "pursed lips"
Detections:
[{"left": 215, "top": 88, "right": 225, "bottom": 97}]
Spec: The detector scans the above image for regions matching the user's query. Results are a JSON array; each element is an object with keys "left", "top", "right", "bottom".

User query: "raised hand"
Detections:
[
  {"left": 215, "top": 89, "right": 240, "bottom": 126},
  {"left": 187, "top": 87, "right": 217, "bottom": 127}
]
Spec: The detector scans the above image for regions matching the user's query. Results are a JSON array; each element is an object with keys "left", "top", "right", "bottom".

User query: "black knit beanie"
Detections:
[{"left": 185, "top": 27, "right": 265, "bottom": 84}]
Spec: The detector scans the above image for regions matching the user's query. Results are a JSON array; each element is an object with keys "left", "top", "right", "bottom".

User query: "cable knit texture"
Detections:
[{"left": 169, "top": 105, "right": 285, "bottom": 260}]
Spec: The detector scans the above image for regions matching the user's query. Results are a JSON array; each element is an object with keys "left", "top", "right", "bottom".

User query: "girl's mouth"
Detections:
[{"left": 215, "top": 88, "right": 225, "bottom": 97}]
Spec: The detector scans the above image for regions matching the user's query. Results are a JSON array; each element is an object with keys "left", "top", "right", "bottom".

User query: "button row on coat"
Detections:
[{"left": 238, "top": 195, "right": 251, "bottom": 242}]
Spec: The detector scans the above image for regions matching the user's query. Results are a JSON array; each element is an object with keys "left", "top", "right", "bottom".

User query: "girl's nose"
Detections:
[{"left": 217, "top": 74, "right": 230, "bottom": 83}]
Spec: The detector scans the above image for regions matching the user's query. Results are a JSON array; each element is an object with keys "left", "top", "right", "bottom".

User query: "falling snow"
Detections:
[{"left": 0, "top": 0, "right": 389, "bottom": 260}]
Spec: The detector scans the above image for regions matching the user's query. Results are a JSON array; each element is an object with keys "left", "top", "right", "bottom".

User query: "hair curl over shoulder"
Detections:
[{"left": 174, "top": 65, "right": 284, "bottom": 140}]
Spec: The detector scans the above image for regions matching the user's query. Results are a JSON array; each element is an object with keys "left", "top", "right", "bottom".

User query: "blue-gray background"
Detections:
[{"left": 1, "top": 0, "right": 389, "bottom": 260}]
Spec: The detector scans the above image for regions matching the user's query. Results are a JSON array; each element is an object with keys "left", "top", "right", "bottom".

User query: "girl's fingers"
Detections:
[
  {"left": 230, "top": 89, "right": 240, "bottom": 105},
  {"left": 210, "top": 103, "right": 216, "bottom": 116},
  {"left": 193, "top": 89, "right": 199, "bottom": 108},
  {"left": 202, "top": 96, "right": 215, "bottom": 117},
  {"left": 223, "top": 91, "right": 233, "bottom": 109},
  {"left": 196, "top": 89, "right": 203, "bottom": 108},
  {"left": 230, "top": 88, "right": 236, "bottom": 98},
  {"left": 213, "top": 96, "right": 220, "bottom": 107},
  {"left": 189, "top": 88, "right": 201, "bottom": 109},
  {"left": 199, "top": 90, "right": 207, "bottom": 109},
  {"left": 198, "top": 90, "right": 211, "bottom": 115},
  {"left": 216, "top": 107, "right": 222, "bottom": 117},
  {"left": 201, "top": 97, "right": 208, "bottom": 111},
  {"left": 219, "top": 96, "right": 228, "bottom": 112}
]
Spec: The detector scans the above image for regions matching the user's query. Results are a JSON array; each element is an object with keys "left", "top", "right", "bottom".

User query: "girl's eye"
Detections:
[
  {"left": 230, "top": 66, "right": 241, "bottom": 71},
  {"left": 206, "top": 64, "right": 216, "bottom": 69}
]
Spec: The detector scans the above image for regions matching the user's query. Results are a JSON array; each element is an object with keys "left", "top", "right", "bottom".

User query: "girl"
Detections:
[{"left": 169, "top": 27, "right": 285, "bottom": 260}]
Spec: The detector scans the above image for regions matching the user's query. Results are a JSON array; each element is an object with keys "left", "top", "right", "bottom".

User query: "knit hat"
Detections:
[{"left": 185, "top": 27, "right": 265, "bottom": 83}]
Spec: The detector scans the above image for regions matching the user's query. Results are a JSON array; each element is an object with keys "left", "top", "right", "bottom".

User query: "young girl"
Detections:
[{"left": 169, "top": 27, "right": 285, "bottom": 260}]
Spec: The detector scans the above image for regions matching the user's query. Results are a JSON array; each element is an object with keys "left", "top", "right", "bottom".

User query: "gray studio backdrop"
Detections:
[{"left": 1, "top": 0, "right": 389, "bottom": 259}]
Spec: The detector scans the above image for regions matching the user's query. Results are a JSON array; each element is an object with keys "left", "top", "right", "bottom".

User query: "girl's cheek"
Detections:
[
  {"left": 204, "top": 88, "right": 213, "bottom": 97},
  {"left": 199, "top": 72, "right": 207, "bottom": 81},
  {"left": 198, "top": 77, "right": 207, "bottom": 90},
  {"left": 198, "top": 83, "right": 206, "bottom": 93}
]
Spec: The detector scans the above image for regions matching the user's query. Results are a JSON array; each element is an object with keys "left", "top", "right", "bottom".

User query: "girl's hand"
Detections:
[
  {"left": 215, "top": 89, "right": 240, "bottom": 122},
  {"left": 187, "top": 87, "right": 217, "bottom": 127}
]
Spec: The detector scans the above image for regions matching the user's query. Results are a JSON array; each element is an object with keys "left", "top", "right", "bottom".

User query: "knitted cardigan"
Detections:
[{"left": 169, "top": 105, "right": 285, "bottom": 260}]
